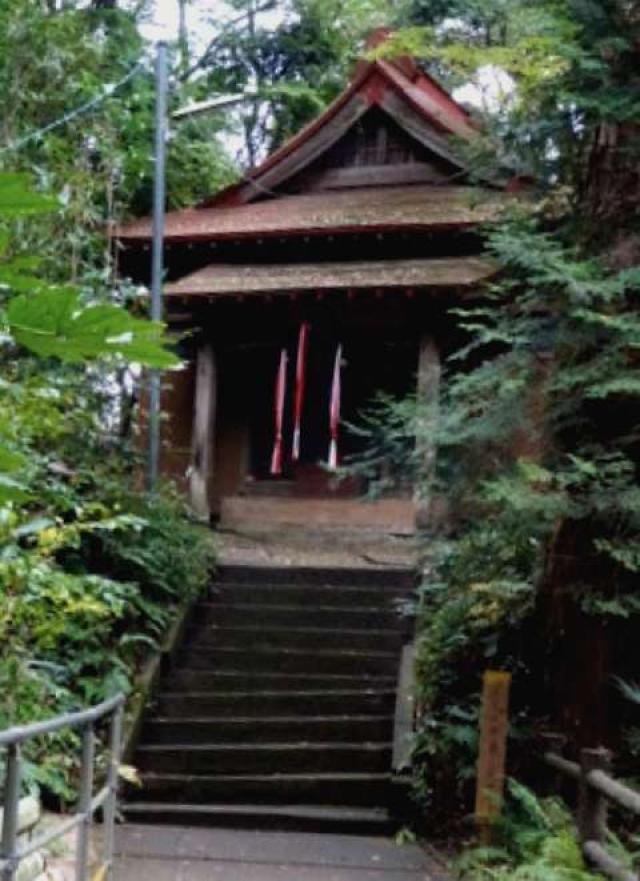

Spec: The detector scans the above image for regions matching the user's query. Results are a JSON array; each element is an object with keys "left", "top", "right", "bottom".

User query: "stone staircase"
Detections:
[{"left": 124, "top": 564, "right": 415, "bottom": 834}]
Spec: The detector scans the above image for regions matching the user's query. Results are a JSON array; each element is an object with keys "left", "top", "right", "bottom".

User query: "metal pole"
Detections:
[
  {"left": 103, "top": 705, "right": 124, "bottom": 881},
  {"left": 75, "top": 724, "right": 95, "bottom": 881},
  {"left": 147, "top": 40, "right": 169, "bottom": 491},
  {"left": 1, "top": 745, "right": 21, "bottom": 881}
]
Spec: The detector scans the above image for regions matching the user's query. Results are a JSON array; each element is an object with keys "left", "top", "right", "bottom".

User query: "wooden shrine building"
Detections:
[{"left": 117, "top": 30, "right": 510, "bottom": 529}]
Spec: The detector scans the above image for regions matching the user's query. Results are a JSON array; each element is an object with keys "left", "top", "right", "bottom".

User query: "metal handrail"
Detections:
[
  {"left": 0, "top": 693, "right": 126, "bottom": 881},
  {"left": 0, "top": 695, "right": 124, "bottom": 747}
]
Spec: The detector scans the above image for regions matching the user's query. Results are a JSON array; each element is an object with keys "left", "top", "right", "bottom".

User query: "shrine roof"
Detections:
[
  {"left": 200, "top": 50, "right": 481, "bottom": 209},
  {"left": 117, "top": 32, "right": 518, "bottom": 251},
  {"left": 117, "top": 185, "right": 508, "bottom": 244},
  {"left": 164, "top": 256, "right": 497, "bottom": 298}
]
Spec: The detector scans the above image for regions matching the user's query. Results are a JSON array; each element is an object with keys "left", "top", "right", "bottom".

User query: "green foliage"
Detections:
[
  {"left": 0, "top": 173, "right": 60, "bottom": 217},
  {"left": 342, "top": 392, "right": 420, "bottom": 496},
  {"left": 0, "top": 293, "right": 214, "bottom": 798},
  {"left": 0, "top": 469, "right": 214, "bottom": 801},
  {"left": 387, "top": 0, "right": 640, "bottom": 200},
  {"left": 0, "top": 172, "right": 178, "bottom": 368},
  {"left": 6, "top": 287, "right": 176, "bottom": 368},
  {"left": 349, "top": 213, "right": 640, "bottom": 819},
  {"left": 410, "top": 518, "right": 539, "bottom": 816},
  {"left": 0, "top": 171, "right": 179, "bottom": 507},
  {"left": 0, "top": 91, "right": 212, "bottom": 804},
  {"left": 0, "top": 0, "right": 237, "bottom": 302},
  {"left": 347, "top": 0, "right": 640, "bottom": 832},
  {"left": 196, "top": 0, "right": 402, "bottom": 162},
  {"left": 457, "top": 780, "right": 602, "bottom": 880}
]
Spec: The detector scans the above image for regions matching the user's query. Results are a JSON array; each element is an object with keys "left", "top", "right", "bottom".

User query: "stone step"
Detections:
[
  {"left": 186, "top": 626, "right": 404, "bottom": 653},
  {"left": 219, "top": 497, "right": 415, "bottom": 533},
  {"left": 120, "top": 802, "right": 394, "bottom": 835},
  {"left": 164, "top": 670, "right": 396, "bottom": 693},
  {"left": 175, "top": 645, "right": 399, "bottom": 676},
  {"left": 142, "top": 714, "right": 394, "bottom": 745},
  {"left": 197, "top": 602, "right": 407, "bottom": 631},
  {"left": 134, "top": 772, "right": 391, "bottom": 807},
  {"left": 215, "top": 565, "right": 414, "bottom": 588},
  {"left": 135, "top": 742, "right": 392, "bottom": 775},
  {"left": 155, "top": 689, "right": 396, "bottom": 718},
  {"left": 210, "top": 582, "right": 411, "bottom": 608}
]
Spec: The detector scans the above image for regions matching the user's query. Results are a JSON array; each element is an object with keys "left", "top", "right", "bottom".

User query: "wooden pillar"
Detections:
[
  {"left": 189, "top": 342, "right": 216, "bottom": 521},
  {"left": 415, "top": 335, "right": 441, "bottom": 528},
  {"left": 475, "top": 671, "right": 511, "bottom": 842}
]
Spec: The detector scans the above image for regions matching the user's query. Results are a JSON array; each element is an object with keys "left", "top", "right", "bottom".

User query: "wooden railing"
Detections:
[{"left": 541, "top": 735, "right": 640, "bottom": 881}]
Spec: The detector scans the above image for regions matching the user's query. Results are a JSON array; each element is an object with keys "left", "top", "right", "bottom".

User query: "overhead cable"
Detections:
[{"left": 0, "top": 60, "right": 146, "bottom": 155}]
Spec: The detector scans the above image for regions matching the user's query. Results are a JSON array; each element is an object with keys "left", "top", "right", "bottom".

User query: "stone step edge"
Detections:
[
  {"left": 120, "top": 801, "right": 391, "bottom": 823},
  {"left": 183, "top": 645, "right": 398, "bottom": 661},
  {"left": 215, "top": 565, "right": 414, "bottom": 576},
  {"left": 199, "top": 625, "right": 405, "bottom": 637},
  {"left": 210, "top": 583, "right": 411, "bottom": 593},
  {"left": 137, "top": 741, "right": 392, "bottom": 753},
  {"left": 200, "top": 602, "right": 408, "bottom": 614},
  {"left": 148, "top": 713, "right": 393, "bottom": 725},
  {"left": 156, "top": 689, "right": 396, "bottom": 699},
  {"left": 139, "top": 771, "right": 391, "bottom": 783},
  {"left": 147, "top": 713, "right": 394, "bottom": 723},
  {"left": 165, "top": 671, "right": 397, "bottom": 682}
]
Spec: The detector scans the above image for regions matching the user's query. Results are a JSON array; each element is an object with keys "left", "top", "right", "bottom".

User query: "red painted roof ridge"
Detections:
[
  {"left": 203, "top": 54, "right": 478, "bottom": 209},
  {"left": 376, "top": 58, "right": 477, "bottom": 137}
]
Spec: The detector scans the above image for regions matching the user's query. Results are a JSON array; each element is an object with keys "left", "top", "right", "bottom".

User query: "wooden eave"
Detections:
[
  {"left": 117, "top": 185, "right": 509, "bottom": 244},
  {"left": 163, "top": 257, "right": 497, "bottom": 298}
]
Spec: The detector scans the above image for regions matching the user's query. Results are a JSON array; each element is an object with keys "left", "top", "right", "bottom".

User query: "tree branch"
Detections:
[{"left": 179, "top": 0, "right": 276, "bottom": 82}]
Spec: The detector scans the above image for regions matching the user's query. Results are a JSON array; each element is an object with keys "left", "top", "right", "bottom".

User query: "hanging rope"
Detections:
[
  {"left": 292, "top": 322, "right": 310, "bottom": 462},
  {"left": 328, "top": 343, "right": 342, "bottom": 471},
  {"left": 270, "top": 348, "right": 288, "bottom": 476}
]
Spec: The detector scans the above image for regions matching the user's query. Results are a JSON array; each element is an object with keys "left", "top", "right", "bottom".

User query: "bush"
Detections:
[
  {"left": 456, "top": 780, "right": 602, "bottom": 881},
  {"left": 0, "top": 479, "right": 215, "bottom": 803}
]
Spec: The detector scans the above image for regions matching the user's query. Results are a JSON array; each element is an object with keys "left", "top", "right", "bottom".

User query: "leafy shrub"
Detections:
[
  {"left": 0, "top": 480, "right": 214, "bottom": 803},
  {"left": 456, "top": 780, "right": 602, "bottom": 880},
  {"left": 0, "top": 113, "right": 212, "bottom": 808}
]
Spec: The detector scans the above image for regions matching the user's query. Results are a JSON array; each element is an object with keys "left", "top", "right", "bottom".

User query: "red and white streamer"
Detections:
[
  {"left": 328, "top": 343, "right": 342, "bottom": 471},
  {"left": 292, "top": 322, "right": 310, "bottom": 462},
  {"left": 270, "top": 348, "right": 288, "bottom": 475}
]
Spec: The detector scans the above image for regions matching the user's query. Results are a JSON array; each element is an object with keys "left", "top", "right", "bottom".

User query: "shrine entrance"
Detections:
[{"left": 221, "top": 316, "right": 418, "bottom": 498}]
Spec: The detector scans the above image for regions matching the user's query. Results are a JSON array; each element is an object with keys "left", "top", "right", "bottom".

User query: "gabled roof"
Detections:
[{"left": 206, "top": 47, "right": 480, "bottom": 209}]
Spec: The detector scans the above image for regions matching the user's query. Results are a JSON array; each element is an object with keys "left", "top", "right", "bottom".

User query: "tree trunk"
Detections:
[{"left": 178, "top": 0, "right": 189, "bottom": 77}]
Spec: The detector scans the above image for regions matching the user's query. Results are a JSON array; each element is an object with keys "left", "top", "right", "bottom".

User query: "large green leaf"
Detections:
[
  {"left": 0, "top": 444, "right": 26, "bottom": 472},
  {"left": 0, "top": 473, "right": 29, "bottom": 503},
  {"left": 0, "top": 443, "right": 27, "bottom": 493},
  {"left": 0, "top": 255, "right": 47, "bottom": 294},
  {"left": 0, "top": 173, "right": 59, "bottom": 217},
  {"left": 7, "top": 288, "right": 180, "bottom": 368}
]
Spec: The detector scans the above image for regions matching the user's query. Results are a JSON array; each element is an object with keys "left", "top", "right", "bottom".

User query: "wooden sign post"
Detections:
[{"left": 475, "top": 670, "right": 511, "bottom": 843}]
